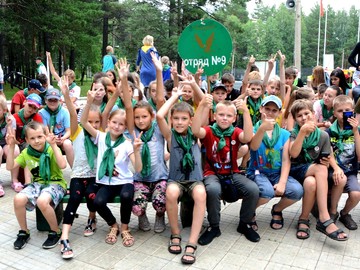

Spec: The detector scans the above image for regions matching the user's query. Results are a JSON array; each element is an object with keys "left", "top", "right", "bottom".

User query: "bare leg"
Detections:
[
  {"left": 14, "top": 193, "right": 29, "bottom": 231},
  {"left": 166, "top": 183, "right": 181, "bottom": 253},
  {"left": 342, "top": 191, "right": 360, "bottom": 214},
  {"left": 37, "top": 193, "right": 59, "bottom": 232},
  {"left": 297, "top": 176, "right": 316, "bottom": 238},
  {"left": 329, "top": 175, "right": 347, "bottom": 215}
]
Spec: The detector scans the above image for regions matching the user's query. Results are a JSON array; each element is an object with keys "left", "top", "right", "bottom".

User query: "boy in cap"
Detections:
[
  {"left": 248, "top": 95, "right": 303, "bottom": 230},
  {"left": 12, "top": 93, "right": 43, "bottom": 192},
  {"left": 39, "top": 88, "right": 74, "bottom": 167},
  {"left": 11, "top": 79, "right": 46, "bottom": 114},
  {"left": 35, "top": 56, "right": 48, "bottom": 77}
]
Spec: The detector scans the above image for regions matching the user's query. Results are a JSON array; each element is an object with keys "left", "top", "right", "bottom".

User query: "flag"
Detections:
[{"left": 320, "top": 0, "right": 324, "bottom": 17}]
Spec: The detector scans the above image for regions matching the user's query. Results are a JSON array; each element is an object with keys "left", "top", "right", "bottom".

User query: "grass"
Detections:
[{"left": 3, "top": 79, "right": 93, "bottom": 100}]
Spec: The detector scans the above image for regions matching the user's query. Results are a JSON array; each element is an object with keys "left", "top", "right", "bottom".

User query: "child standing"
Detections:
[
  {"left": 327, "top": 95, "right": 360, "bottom": 230},
  {"left": 248, "top": 95, "right": 303, "bottom": 229},
  {"left": 80, "top": 59, "right": 143, "bottom": 247},
  {"left": 289, "top": 99, "right": 348, "bottom": 241},
  {"left": 157, "top": 88, "right": 206, "bottom": 265},
  {"left": 6, "top": 121, "right": 67, "bottom": 250},
  {"left": 192, "top": 96, "right": 260, "bottom": 244}
]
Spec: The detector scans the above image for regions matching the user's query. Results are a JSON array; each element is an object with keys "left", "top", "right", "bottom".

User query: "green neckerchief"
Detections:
[
  {"left": 148, "top": 98, "right": 157, "bottom": 112},
  {"left": 212, "top": 100, "right": 217, "bottom": 112},
  {"left": 83, "top": 128, "right": 98, "bottom": 170},
  {"left": 163, "top": 64, "right": 170, "bottom": 71},
  {"left": 37, "top": 63, "right": 45, "bottom": 73},
  {"left": 44, "top": 105, "right": 61, "bottom": 131},
  {"left": 140, "top": 122, "right": 156, "bottom": 177},
  {"left": 172, "top": 127, "right": 195, "bottom": 172},
  {"left": 320, "top": 99, "right": 333, "bottom": 121},
  {"left": 68, "top": 82, "right": 76, "bottom": 90},
  {"left": 254, "top": 120, "right": 280, "bottom": 168},
  {"left": 179, "top": 97, "right": 194, "bottom": 107},
  {"left": 247, "top": 97, "right": 262, "bottom": 125},
  {"left": 18, "top": 109, "right": 34, "bottom": 140},
  {"left": 292, "top": 123, "right": 321, "bottom": 162},
  {"left": 0, "top": 113, "right": 7, "bottom": 140},
  {"left": 23, "top": 88, "right": 29, "bottom": 97},
  {"left": 27, "top": 142, "right": 51, "bottom": 184},
  {"left": 210, "top": 123, "right": 235, "bottom": 151},
  {"left": 100, "top": 102, "right": 106, "bottom": 113},
  {"left": 98, "top": 132, "right": 125, "bottom": 182},
  {"left": 329, "top": 120, "right": 353, "bottom": 153},
  {"left": 117, "top": 98, "right": 136, "bottom": 109}
]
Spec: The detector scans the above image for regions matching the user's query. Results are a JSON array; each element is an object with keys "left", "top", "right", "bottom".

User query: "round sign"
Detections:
[{"left": 178, "top": 19, "right": 233, "bottom": 76}]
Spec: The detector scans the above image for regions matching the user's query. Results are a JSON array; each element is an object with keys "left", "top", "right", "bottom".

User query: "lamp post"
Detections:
[{"left": 294, "top": 0, "right": 301, "bottom": 75}]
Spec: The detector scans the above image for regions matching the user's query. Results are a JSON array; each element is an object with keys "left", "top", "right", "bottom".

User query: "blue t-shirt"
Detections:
[{"left": 39, "top": 107, "right": 70, "bottom": 136}]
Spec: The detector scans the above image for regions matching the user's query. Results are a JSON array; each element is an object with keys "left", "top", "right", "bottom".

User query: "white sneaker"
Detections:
[
  {"left": 154, "top": 214, "right": 166, "bottom": 233},
  {"left": 138, "top": 214, "right": 151, "bottom": 231}
]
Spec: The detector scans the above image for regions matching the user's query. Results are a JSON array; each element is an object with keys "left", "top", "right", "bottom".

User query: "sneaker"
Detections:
[
  {"left": 154, "top": 214, "right": 166, "bottom": 233},
  {"left": 14, "top": 230, "right": 30, "bottom": 250},
  {"left": 138, "top": 214, "right": 151, "bottom": 232},
  {"left": 237, "top": 221, "right": 260, "bottom": 242},
  {"left": 198, "top": 226, "right": 221, "bottom": 246},
  {"left": 339, "top": 211, "right": 358, "bottom": 230},
  {"left": 42, "top": 230, "right": 61, "bottom": 249}
]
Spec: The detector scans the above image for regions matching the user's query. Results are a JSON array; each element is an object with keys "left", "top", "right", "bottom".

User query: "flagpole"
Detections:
[
  {"left": 322, "top": 4, "right": 328, "bottom": 67},
  {"left": 316, "top": 8, "right": 321, "bottom": 66}
]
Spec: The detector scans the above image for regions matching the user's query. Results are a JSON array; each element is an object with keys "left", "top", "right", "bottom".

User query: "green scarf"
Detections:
[
  {"left": 247, "top": 97, "right": 262, "bottom": 125},
  {"left": 292, "top": 123, "right": 321, "bottom": 162},
  {"left": 140, "top": 122, "right": 155, "bottom": 177},
  {"left": 172, "top": 127, "right": 195, "bottom": 172},
  {"left": 320, "top": 99, "right": 333, "bottom": 121},
  {"left": 27, "top": 142, "right": 51, "bottom": 184},
  {"left": 44, "top": 105, "right": 61, "bottom": 131},
  {"left": 148, "top": 98, "right": 157, "bottom": 112},
  {"left": 68, "top": 82, "right": 76, "bottom": 90},
  {"left": 0, "top": 113, "right": 7, "bottom": 140},
  {"left": 163, "top": 64, "right": 170, "bottom": 71},
  {"left": 18, "top": 109, "right": 34, "bottom": 140},
  {"left": 212, "top": 100, "right": 217, "bottom": 113},
  {"left": 117, "top": 98, "right": 136, "bottom": 110},
  {"left": 23, "top": 88, "right": 29, "bottom": 97},
  {"left": 83, "top": 128, "right": 98, "bottom": 170},
  {"left": 254, "top": 121, "right": 280, "bottom": 168},
  {"left": 210, "top": 123, "right": 234, "bottom": 151},
  {"left": 329, "top": 120, "right": 353, "bottom": 153},
  {"left": 100, "top": 102, "right": 106, "bottom": 113},
  {"left": 98, "top": 132, "right": 125, "bottom": 182}
]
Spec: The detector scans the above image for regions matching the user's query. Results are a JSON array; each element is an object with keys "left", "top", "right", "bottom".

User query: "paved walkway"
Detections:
[{"left": 0, "top": 165, "right": 359, "bottom": 270}]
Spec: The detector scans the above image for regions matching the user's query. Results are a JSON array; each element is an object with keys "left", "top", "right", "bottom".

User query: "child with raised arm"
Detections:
[
  {"left": 193, "top": 95, "right": 260, "bottom": 244},
  {"left": 7, "top": 121, "right": 67, "bottom": 250},
  {"left": 156, "top": 87, "right": 205, "bottom": 265},
  {"left": 80, "top": 58, "right": 142, "bottom": 247},
  {"left": 248, "top": 95, "right": 303, "bottom": 230},
  {"left": 327, "top": 95, "right": 360, "bottom": 230},
  {"left": 289, "top": 99, "right": 348, "bottom": 241}
]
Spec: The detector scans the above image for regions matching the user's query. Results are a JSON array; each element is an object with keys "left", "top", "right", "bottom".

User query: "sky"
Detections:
[{"left": 247, "top": 0, "right": 359, "bottom": 16}]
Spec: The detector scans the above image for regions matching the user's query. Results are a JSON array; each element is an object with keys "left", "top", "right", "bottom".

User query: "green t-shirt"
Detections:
[{"left": 15, "top": 146, "right": 67, "bottom": 190}]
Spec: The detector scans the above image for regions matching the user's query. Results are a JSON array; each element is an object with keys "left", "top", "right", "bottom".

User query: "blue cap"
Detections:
[
  {"left": 26, "top": 93, "right": 42, "bottom": 108},
  {"left": 261, "top": 95, "right": 282, "bottom": 109},
  {"left": 45, "top": 87, "right": 61, "bottom": 100},
  {"left": 28, "top": 79, "right": 45, "bottom": 93}
]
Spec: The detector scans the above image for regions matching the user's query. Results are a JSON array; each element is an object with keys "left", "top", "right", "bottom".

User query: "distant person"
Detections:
[
  {"left": 221, "top": 73, "right": 240, "bottom": 101},
  {"left": 35, "top": 57, "right": 48, "bottom": 78},
  {"left": 102, "top": 46, "right": 117, "bottom": 73},
  {"left": 348, "top": 42, "right": 360, "bottom": 88},
  {"left": 136, "top": 35, "right": 159, "bottom": 90}
]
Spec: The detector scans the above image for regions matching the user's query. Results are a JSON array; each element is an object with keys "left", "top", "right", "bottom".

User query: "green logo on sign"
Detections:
[{"left": 178, "top": 19, "right": 233, "bottom": 75}]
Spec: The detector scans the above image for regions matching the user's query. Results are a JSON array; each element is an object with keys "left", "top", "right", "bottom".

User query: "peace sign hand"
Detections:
[{"left": 133, "top": 131, "right": 143, "bottom": 152}]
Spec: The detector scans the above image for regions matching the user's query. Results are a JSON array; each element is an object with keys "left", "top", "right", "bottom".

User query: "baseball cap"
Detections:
[
  {"left": 26, "top": 93, "right": 42, "bottom": 109},
  {"left": 212, "top": 83, "right": 227, "bottom": 92},
  {"left": 35, "top": 56, "right": 42, "bottom": 61},
  {"left": 261, "top": 95, "right": 282, "bottom": 109},
  {"left": 28, "top": 79, "right": 45, "bottom": 93},
  {"left": 45, "top": 87, "right": 61, "bottom": 100}
]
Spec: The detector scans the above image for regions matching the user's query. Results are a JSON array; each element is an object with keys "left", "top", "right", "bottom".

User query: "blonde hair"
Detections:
[
  {"left": 333, "top": 95, "right": 354, "bottom": 109},
  {"left": 215, "top": 100, "right": 237, "bottom": 115},
  {"left": 248, "top": 71, "right": 261, "bottom": 81},
  {"left": 106, "top": 46, "right": 114, "bottom": 53},
  {"left": 161, "top": 56, "right": 169, "bottom": 65},
  {"left": 142, "top": 35, "right": 154, "bottom": 46},
  {"left": 63, "top": 69, "right": 75, "bottom": 81}
]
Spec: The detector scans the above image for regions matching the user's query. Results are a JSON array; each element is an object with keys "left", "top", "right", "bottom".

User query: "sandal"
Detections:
[
  {"left": 270, "top": 204, "right": 284, "bottom": 230},
  {"left": 168, "top": 234, "right": 182, "bottom": 254},
  {"left": 0, "top": 185, "right": 5, "bottom": 197},
  {"left": 296, "top": 219, "right": 310, "bottom": 240},
  {"left": 121, "top": 230, "right": 134, "bottom": 247},
  {"left": 84, "top": 218, "right": 97, "bottom": 237},
  {"left": 181, "top": 243, "right": 197, "bottom": 265},
  {"left": 11, "top": 182, "right": 24, "bottom": 193},
  {"left": 316, "top": 219, "right": 348, "bottom": 241},
  {"left": 105, "top": 226, "right": 119, "bottom": 245},
  {"left": 60, "top": 239, "right": 73, "bottom": 260},
  {"left": 249, "top": 213, "right": 258, "bottom": 231}
]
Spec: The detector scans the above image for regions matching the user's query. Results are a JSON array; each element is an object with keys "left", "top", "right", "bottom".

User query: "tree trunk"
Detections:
[
  {"left": 102, "top": 0, "right": 109, "bottom": 57},
  {"left": 69, "top": 48, "right": 75, "bottom": 71}
]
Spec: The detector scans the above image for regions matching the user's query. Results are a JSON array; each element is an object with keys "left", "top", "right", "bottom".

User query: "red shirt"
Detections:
[
  {"left": 14, "top": 113, "right": 43, "bottom": 144},
  {"left": 11, "top": 90, "right": 26, "bottom": 114},
  {"left": 202, "top": 126, "right": 242, "bottom": 176}
]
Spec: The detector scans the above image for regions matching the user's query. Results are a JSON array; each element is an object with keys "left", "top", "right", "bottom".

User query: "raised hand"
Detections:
[
  {"left": 248, "top": 55, "right": 255, "bottom": 65},
  {"left": 260, "top": 113, "right": 276, "bottom": 131},
  {"left": 86, "top": 85, "right": 97, "bottom": 103},
  {"left": 278, "top": 50, "right": 286, "bottom": 63},
  {"left": 150, "top": 52, "right": 162, "bottom": 72},
  {"left": 300, "top": 114, "right": 316, "bottom": 134},
  {"left": 268, "top": 53, "right": 277, "bottom": 69},
  {"left": 46, "top": 132, "right": 57, "bottom": 146},
  {"left": 347, "top": 115, "right": 359, "bottom": 133},
  {"left": 116, "top": 58, "right": 130, "bottom": 80},
  {"left": 235, "top": 98, "right": 248, "bottom": 113},
  {"left": 201, "top": 93, "right": 213, "bottom": 109},
  {"left": 133, "top": 131, "right": 143, "bottom": 152},
  {"left": 5, "top": 133, "right": 17, "bottom": 146},
  {"left": 60, "top": 75, "right": 70, "bottom": 96}
]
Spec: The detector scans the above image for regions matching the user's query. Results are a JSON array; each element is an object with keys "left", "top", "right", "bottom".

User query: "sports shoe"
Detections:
[
  {"left": 339, "top": 211, "right": 358, "bottom": 230},
  {"left": 237, "top": 221, "right": 260, "bottom": 242},
  {"left": 198, "top": 226, "right": 221, "bottom": 245},
  {"left": 154, "top": 214, "right": 166, "bottom": 233},
  {"left": 42, "top": 230, "right": 61, "bottom": 249},
  {"left": 138, "top": 214, "right": 151, "bottom": 231},
  {"left": 14, "top": 230, "right": 30, "bottom": 250}
]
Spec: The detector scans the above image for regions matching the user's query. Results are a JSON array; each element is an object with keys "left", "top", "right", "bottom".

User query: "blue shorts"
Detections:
[{"left": 289, "top": 163, "right": 311, "bottom": 184}]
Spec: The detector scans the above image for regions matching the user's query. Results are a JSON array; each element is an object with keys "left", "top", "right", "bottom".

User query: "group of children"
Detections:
[{"left": 0, "top": 50, "right": 359, "bottom": 265}]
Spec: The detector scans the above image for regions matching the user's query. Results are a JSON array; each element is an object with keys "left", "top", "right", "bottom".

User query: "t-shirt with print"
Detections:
[
  {"left": 326, "top": 127, "right": 359, "bottom": 174},
  {"left": 15, "top": 146, "right": 67, "bottom": 190},
  {"left": 95, "top": 131, "right": 134, "bottom": 185},
  {"left": 202, "top": 125, "right": 242, "bottom": 176},
  {"left": 39, "top": 106, "right": 70, "bottom": 136},
  {"left": 290, "top": 129, "right": 331, "bottom": 165}
]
